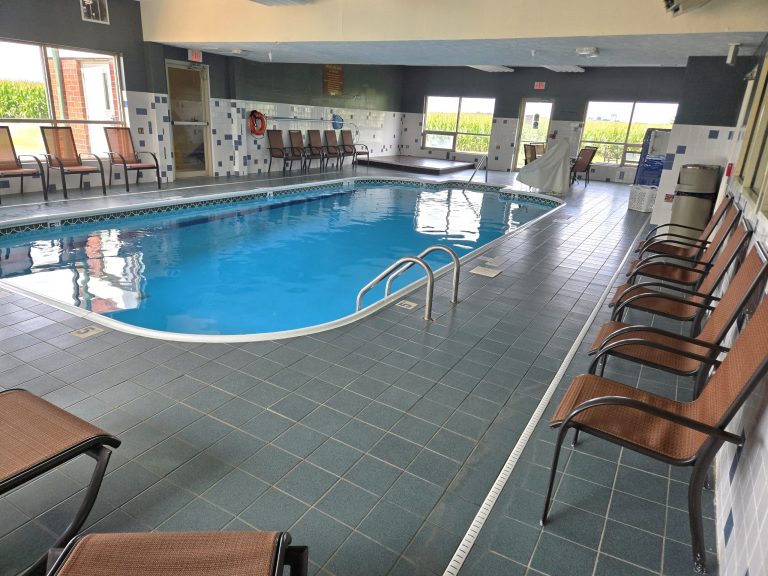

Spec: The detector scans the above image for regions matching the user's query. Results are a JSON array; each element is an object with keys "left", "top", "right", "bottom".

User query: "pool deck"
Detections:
[{"left": 0, "top": 167, "right": 715, "bottom": 576}]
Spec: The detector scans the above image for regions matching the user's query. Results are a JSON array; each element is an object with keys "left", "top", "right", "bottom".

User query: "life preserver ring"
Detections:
[{"left": 249, "top": 110, "right": 267, "bottom": 137}]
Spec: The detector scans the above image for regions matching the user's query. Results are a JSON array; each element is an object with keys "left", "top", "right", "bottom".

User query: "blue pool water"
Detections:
[{"left": 0, "top": 185, "right": 553, "bottom": 334}]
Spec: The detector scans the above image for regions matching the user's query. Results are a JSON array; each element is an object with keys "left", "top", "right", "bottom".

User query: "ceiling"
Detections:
[{"left": 173, "top": 32, "right": 765, "bottom": 67}]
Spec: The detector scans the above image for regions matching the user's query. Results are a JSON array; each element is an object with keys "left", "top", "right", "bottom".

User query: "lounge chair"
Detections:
[
  {"left": 341, "top": 129, "right": 369, "bottom": 165},
  {"left": 0, "top": 126, "right": 47, "bottom": 203},
  {"left": 542, "top": 289, "right": 768, "bottom": 573},
  {"left": 288, "top": 130, "right": 308, "bottom": 171},
  {"left": 570, "top": 146, "right": 597, "bottom": 186},
  {"left": 266, "top": 130, "right": 302, "bottom": 173},
  {"left": 41, "top": 127, "right": 107, "bottom": 198},
  {"left": 523, "top": 143, "right": 537, "bottom": 165},
  {"left": 590, "top": 242, "right": 768, "bottom": 396},
  {"left": 0, "top": 389, "right": 120, "bottom": 575},
  {"left": 305, "top": 130, "right": 326, "bottom": 171},
  {"left": 635, "top": 195, "right": 734, "bottom": 259},
  {"left": 626, "top": 202, "right": 740, "bottom": 288},
  {"left": 104, "top": 127, "right": 161, "bottom": 191},
  {"left": 46, "top": 531, "right": 308, "bottom": 576},
  {"left": 323, "top": 130, "right": 343, "bottom": 170},
  {"left": 610, "top": 220, "right": 752, "bottom": 333}
]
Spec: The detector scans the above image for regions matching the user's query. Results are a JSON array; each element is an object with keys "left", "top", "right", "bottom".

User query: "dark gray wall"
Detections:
[
  {"left": 0, "top": 0, "right": 148, "bottom": 92},
  {"left": 145, "top": 44, "right": 233, "bottom": 99},
  {"left": 400, "top": 66, "right": 686, "bottom": 120},
  {"left": 674, "top": 56, "right": 756, "bottom": 126},
  {"left": 231, "top": 61, "right": 403, "bottom": 111}
]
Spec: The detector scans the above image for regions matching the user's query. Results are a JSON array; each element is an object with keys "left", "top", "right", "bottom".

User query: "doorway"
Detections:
[
  {"left": 513, "top": 99, "right": 553, "bottom": 170},
  {"left": 167, "top": 62, "right": 210, "bottom": 177},
  {"left": 81, "top": 61, "right": 115, "bottom": 154}
]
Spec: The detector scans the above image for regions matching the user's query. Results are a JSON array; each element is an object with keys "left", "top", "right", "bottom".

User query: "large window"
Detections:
[
  {"left": 423, "top": 96, "right": 495, "bottom": 154},
  {"left": 0, "top": 39, "right": 123, "bottom": 155},
  {"left": 735, "top": 57, "right": 768, "bottom": 205},
  {"left": 580, "top": 101, "right": 678, "bottom": 165}
]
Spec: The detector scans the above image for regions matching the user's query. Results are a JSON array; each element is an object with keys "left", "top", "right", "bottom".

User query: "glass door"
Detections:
[
  {"left": 167, "top": 62, "right": 210, "bottom": 177},
  {"left": 514, "top": 99, "right": 553, "bottom": 170}
]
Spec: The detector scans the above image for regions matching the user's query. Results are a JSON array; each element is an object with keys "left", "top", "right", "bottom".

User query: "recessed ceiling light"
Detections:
[
  {"left": 575, "top": 47, "right": 599, "bottom": 58},
  {"left": 543, "top": 65, "right": 585, "bottom": 73}
]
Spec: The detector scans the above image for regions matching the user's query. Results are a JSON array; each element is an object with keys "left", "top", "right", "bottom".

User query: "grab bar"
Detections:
[
  {"left": 462, "top": 155, "right": 488, "bottom": 193},
  {"left": 357, "top": 256, "right": 434, "bottom": 320},
  {"left": 385, "top": 245, "right": 460, "bottom": 304}
]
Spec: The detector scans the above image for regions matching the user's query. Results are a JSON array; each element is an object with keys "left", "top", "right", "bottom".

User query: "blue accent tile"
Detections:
[
  {"left": 162, "top": 115, "right": 170, "bottom": 123},
  {"left": 135, "top": 108, "right": 148, "bottom": 116},
  {"left": 166, "top": 165, "right": 173, "bottom": 171},
  {"left": 150, "top": 102, "right": 156, "bottom": 110},
  {"left": 215, "top": 172, "right": 219, "bottom": 177},
  {"left": 114, "top": 173, "right": 121, "bottom": 181},
  {"left": 215, "top": 100, "right": 220, "bottom": 107},
  {"left": 729, "top": 442, "right": 743, "bottom": 483},
  {"left": 224, "top": 135, "right": 233, "bottom": 141},
  {"left": 663, "top": 153, "right": 675, "bottom": 170},
  {"left": 161, "top": 172, "right": 166, "bottom": 177},
  {"left": 676, "top": 145, "right": 687, "bottom": 154},
  {"left": 724, "top": 510, "right": 734, "bottom": 545},
  {"left": 217, "top": 140, "right": 221, "bottom": 146},
  {"left": 139, "top": 140, "right": 145, "bottom": 147},
  {"left": 212, "top": 128, "right": 217, "bottom": 135},
  {"left": 154, "top": 95, "right": 161, "bottom": 103},
  {"left": 158, "top": 135, "right": 164, "bottom": 142},
  {"left": 148, "top": 122, "right": 153, "bottom": 135},
  {"left": 218, "top": 161, "right": 223, "bottom": 167},
  {"left": 708, "top": 130, "right": 720, "bottom": 139},
  {"left": 227, "top": 113, "right": 232, "bottom": 119},
  {"left": 728, "top": 131, "right": 734, "bottom": 140},
  {"left": 161, "top": 96, "right": 167, "bottom": 103},
  {"left": 0, "top": 181, "right": 9, "bottom": 189}
]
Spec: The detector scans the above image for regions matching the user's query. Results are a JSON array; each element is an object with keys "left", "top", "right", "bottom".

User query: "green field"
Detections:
[
  {"left": 581, "top": 120, "right": 672, "bottom": 163},
  {"left": 424, "top": 111, "right": 492, "bottom": 153},
  {"left": 0, "top": 80, "right": 49, "bottom": 154}
]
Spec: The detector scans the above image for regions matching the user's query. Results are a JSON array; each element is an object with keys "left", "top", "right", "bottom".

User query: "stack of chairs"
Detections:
[{"left": 540, "top": 195, "right": 768, "bottom": 573}]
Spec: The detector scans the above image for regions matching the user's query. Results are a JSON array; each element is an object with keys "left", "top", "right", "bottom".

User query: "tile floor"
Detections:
[{"left": 0, "top": 169, "right": 716, "bottom": 576}]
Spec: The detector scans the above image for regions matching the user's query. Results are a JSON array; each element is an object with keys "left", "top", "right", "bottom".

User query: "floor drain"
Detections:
[
  {"left": 71, "top": 325, "right": 104, "bottom": 339},
  {"left": 396, "top": 300, "right": 418, "bottom": 310},
  {"left": 470, "top": 266, "right": 502, "bottom": 278}
]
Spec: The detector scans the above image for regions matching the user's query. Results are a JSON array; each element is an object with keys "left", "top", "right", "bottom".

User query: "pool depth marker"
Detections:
[{"left": 441, "top": 215, "right": 650, "bottom": 576}]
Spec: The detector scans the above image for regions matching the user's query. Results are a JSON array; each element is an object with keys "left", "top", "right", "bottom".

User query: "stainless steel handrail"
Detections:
[
  {"left": 385, "top": 245, "right": 460, "bottom": 304},
  {"left": 462, "top": 155, "right": 488, "bottom": 193},
  {"left": 356, "top": 256, "right": 435, "bottom": 320}
]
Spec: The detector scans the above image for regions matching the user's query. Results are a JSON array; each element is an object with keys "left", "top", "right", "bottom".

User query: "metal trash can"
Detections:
[{"left": 669, "top": 164, "right": 720, "bottom": 239}]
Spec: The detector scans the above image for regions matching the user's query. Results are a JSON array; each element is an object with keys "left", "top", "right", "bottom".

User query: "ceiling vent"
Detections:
[
  {"left": 467, "top": 65, "right": 515, "bottom": 73},
  {"left": 543, "top": 65, "right": 585, "bottom": 73},
  {"left": 664, "top": 0, "right": 711, "bottom": 16},
  {"left": 575, "top": 47, "right": 599, "bottom": 58}
]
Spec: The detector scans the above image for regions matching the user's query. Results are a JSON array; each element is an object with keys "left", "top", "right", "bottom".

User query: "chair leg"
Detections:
[
  {"left": 156, "top": 165, "right": 161, "bottom": 190},
  {"left": 79, "top": 174, "right": 83, "bottom": 190},
  {"left": 109, "top": 164, "right": 113, "bottom": 188},
  {"left": 136, "top": 170, "right": 140, "bottom": 185},
  {"left": 20, "top": 174, "right": 24, "bottom": 195},
  {"left": 285, "top": 546, "right": 309, "bottom": 576},
  {"left": 688, "top": 441, "right": 723, "bottom": 574},
  {"left": 124, "top": 163, "right": 130, "bottom": 193},
  {"left": 268, "top": 157, "right": 273, "bottom": 173},
  {"left": 541, "top": 424, "right": 570, "bottom": 525},
  {"left": 97, "top": 164, "right": 107, "bottom": 196},
  {"left": 19, "top": 446, "right": 112, "bottom": 576},
  {"left": 60, "top": 170, "right": 68, "bottom": 200}
]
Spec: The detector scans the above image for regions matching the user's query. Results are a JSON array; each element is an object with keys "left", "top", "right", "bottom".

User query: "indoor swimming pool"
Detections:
[{"left": 0, "top": 182, "right": 557, "bottom": 335}]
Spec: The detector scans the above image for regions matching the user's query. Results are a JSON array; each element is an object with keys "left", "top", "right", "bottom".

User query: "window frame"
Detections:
[
  {"left": 422, "top": 96, "right": 495, "bottom": 155},
  {"left": 579, "top": 100, "right": 678, "bottom": 167},
  {"left": 0, "top": 37, "right": 125, "bottom": 133},
  {"left": 735, "top": 57, "right": 768, "bottom": 204}
]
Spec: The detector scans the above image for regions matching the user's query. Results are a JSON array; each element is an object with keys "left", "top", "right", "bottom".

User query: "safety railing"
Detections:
[
  {"left": 356, "top": 256, "right": 435, "bottom": 320},
  {"left": 462, "top": 155, "right": 488, "bottom": 193},
  {"left": 385, "top": 245, "right": 460, "bottom": 304}
]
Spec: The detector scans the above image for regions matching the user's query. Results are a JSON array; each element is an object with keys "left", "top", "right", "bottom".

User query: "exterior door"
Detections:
[
  {"left": 81, "top": 61, "right": 115, "bottom": 153},
  {"left": 167, "top": 62, "right": 210, "bottom": 177},
  {"left": 514, "top": 99, "right": 553, "bottom": 170}
]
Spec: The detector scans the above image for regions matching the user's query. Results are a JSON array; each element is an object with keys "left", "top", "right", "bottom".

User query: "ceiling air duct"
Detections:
[{"left": 664, "top": 0, "right": 712, "bottom": 16}]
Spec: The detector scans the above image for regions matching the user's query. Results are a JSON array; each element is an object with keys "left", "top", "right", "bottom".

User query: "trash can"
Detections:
[{"left": 669, "top": 164, "right": 720, "bottom": 239}]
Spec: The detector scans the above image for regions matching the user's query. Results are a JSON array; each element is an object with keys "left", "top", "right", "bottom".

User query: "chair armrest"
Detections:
[
  {"left": 612, "top": 291, "right": 715, "bottom": 320},
  {"left": 639, "top": 238, "right": 708, "bottom": 258},
  {"left": 355, "top": 144, "right": 369, "bottom": 152},
  {"left": 16, "top": 154, "right": 47, "bottom": 172},
  {"left": 643, "top": 223, "right": 705, "bottom": 241},
  {"left": 558, "top": 395, "right": 743, "bottom": 445},
  {"left": 78, "top": 153, "right": 105, "bottom": 167},
  {"left": 106, "top": 151, "right": 127, "bottom": 164},
  {"left": 589, "top": 338, "right": 721, "bottom": 373},
  {"left": 632, "top": 252, "right": 712, "bottom": 269},
  {"left": 593, "top": 324, "right": 729, "bottom": 354},
  {"left": 611, "top": 281, "right": 718, "bottom": 308},
  {"left": 136, "top": 151, "right": 160, "bottom": 168},
  {"left": 44, "top": 154, "right": 65, "bottom": 169}
]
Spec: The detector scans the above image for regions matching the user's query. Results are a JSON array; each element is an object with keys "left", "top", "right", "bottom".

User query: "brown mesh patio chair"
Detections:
[
  {"left": 523, "top": 143, "right": 537, "bottom": 165},
  {"left": 47, "top": 531, "right": 308, "bottom": 576},
  {"left": 305, "top": 129, "right": 326, "bottom": 171},
  {"left": 288, "top": 130, "right": 308, "bottom": 172},
  {"left": 324, "top": 130, "right": 342, "bottom": 170},
  {"left": 41, "top": 127, "right": 106, "bottom": 198},
  {"left": 266, "top": 130, "right": 302, "bottom": 173},
  {"left": 610, "top": 221, "right": 752, "bottom": 332},
  {"left": 635, "top": 195, "right": 734, "bottom": 259},
  {"left": 626, "top": 202, "right": 741, "bottom": 288},
  {"left": 542, "top": 289, "right": 768, "bottom": 573},
  {"left": 570, "top": 146, "right": 597, "bottom": 186},
  {"left": 341, "top": 129, "right": 369, "bottom": 165},
  {"left": 104, "top": 127, "right": 161, "bottom": 192},
  {"left": 0, "top": 126, "right": 47, "bottom": 203},
  {"left": 0, "top": 389, "right": 120, "bottom": 575},
  {"left": 590, "top": 242, "right": 768, "bottom": 396}
]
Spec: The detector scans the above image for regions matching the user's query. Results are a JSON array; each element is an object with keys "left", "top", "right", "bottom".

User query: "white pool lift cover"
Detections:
[{"left": 516, "top": 138, "right": 572, "bottom": 195}]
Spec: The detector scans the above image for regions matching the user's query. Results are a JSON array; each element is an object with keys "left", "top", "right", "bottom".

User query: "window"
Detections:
[
  {"left": 423, "top": 96, "right": 495, "bottom": 154},
  {"left": 0, "top": 39, "right": 123, "bottom": 155},
  {"left": 580, "top": 101, "right": 678, "bottom": 165},
  {"left": 735, "top": 57, "right": 768, "bottom": 204}
]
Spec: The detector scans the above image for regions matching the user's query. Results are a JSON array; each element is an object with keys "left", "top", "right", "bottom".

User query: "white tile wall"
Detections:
[{"left": 650, "top": 124, "right": 737, "bottom": 224}]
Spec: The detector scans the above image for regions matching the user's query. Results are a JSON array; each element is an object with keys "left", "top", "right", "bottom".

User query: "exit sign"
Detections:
[
  {"left": 534, "top": 81, "right": 546, "bottom": 90},
  {"left": 188, "top": 49, "right": 203, "bottom": 63}
]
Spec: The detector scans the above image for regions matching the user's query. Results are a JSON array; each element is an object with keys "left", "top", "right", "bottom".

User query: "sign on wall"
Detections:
[
  {"left": 534, "top": 81, "right": 546, "bottom": 90},
  {"left": 188, "top": 50, "right": 203, "bottom": 63},
  {"left": 323, "top": 64, "right": 344, "bottom": 96},
  {"left": 80, "top": 0, "right": 109, "bottom": 24}
]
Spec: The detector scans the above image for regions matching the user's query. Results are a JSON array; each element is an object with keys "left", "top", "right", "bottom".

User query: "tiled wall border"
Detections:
[{"left": 0, "top": 177, "right": 562, "bottom": 238}]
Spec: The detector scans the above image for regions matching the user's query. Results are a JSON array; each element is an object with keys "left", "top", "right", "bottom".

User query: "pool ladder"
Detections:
[{"left": 356, "top": 245, "right": 460, "bottom": 321}]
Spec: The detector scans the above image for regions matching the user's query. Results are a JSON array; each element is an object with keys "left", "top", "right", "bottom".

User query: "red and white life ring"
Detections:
[{"left": 249, "top": 110, "right": 267, "bottom": 137}]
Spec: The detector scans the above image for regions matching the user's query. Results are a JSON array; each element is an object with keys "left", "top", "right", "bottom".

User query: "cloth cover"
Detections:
[{"left": 517, "top": 138, "right": 571, "bottom": 194}]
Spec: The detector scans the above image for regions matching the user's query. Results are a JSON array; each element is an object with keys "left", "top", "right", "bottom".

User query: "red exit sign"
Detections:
[
  {"left": 188, "top": 49, "right": 203, "bottom": 63},
  {"left": 534, "top": 81, "right": 546, "bottom": 90}
]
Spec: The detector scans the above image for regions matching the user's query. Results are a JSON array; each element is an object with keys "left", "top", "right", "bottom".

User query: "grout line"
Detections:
[{"left": 441, "top": 214, "right": 650, "bottom": 576}]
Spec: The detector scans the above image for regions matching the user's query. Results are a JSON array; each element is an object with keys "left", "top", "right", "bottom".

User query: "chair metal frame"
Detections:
[
  {"left": 340, "top": 129, "right": 369, "bottom": 166},
  {"left": 305, "top": 129, "right": 326, "bottom": 171},
  {"left": 570, "top": 146, "right": 598, "bottom": 186},
  {"left": 266, "top": 130, "right": 303, "bottom": 173},
  {"left": 0, "top": 126, "right": 47, "bottom": 203},
  {"left": 40, "top": 127, "right": 107, "bottom": 198},
  {"left": 104, "top": 127, "right": 161, "bottom": 192},
  {"left": 323, "top": 130, "right": 343, "bottom": 170}
]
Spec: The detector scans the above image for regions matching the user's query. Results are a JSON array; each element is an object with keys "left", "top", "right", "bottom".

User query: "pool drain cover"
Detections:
[
  {"left": 396, "top": 300, "right": 418, "bottom": 310},
  {"left": 470, "top": 266, "right": 502, "bottom": 278},
  {"left": 71, "top": 325, "right": 105, "bottom": 339}
]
